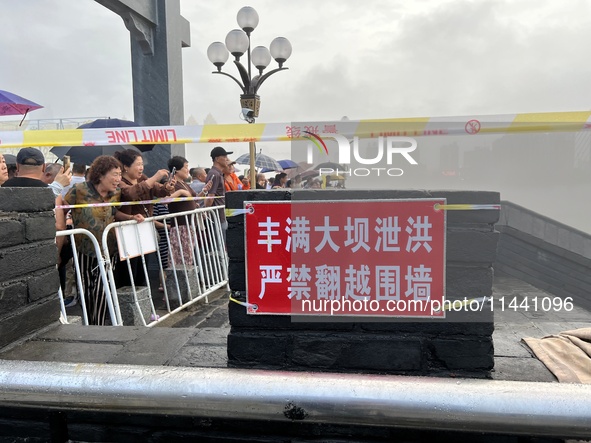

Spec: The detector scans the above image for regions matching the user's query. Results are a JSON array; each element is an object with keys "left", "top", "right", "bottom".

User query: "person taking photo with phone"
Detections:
[
  {"left": 166, "top": 156, "right": 212, "bottom": 268},
  {"left": 113, "top": 149, "right": 176, "bottom": 288}
]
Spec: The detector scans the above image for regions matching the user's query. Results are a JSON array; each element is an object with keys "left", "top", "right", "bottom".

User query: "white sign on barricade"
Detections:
[{"left": 115, "top": 221, "right": 157, "bottom": 260}]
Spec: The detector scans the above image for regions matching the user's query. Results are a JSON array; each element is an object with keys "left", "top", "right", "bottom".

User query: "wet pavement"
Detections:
[{"left": 1, "top": 275, "right": 589, "bottom": 382}]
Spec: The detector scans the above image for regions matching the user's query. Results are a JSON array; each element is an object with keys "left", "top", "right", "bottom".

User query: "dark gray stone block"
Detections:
[
  {"left": 23, "top": 212, "right": 56, "bottom": 242},
  {"left": 432, "top": 337, "right": 494, "bottom": 370},
  {"left": 0, "top": 188, "right": 55, "bottom": 212},
  {"left": 227, "top": 331, "right": 289, "bottom": 367},
  {"left": 27, "top": 267, "right": 60, "bottom": 303},
  {"left": 0, "top": 219, "right": 24, "bottom": 248},
  {"left": 292, "top": 334, "right": 424, "bottom": 371},
  {"left": 447, "top": 229, "right": 499, "bottom": 264},
  {"left": 165, "top": 267, "right": 199, "bottom": 306},
  {"left": 228, "top": 259, "right": 246, "bottom": 292},
  {"left": 0, "top": 297, "right": 60, "bottom": 349},
  {"left": 0, "top": 280, "right": 27, "bottom": 313},
  {"left": 0, "top": 241, "right": 57, "bottom": 281},
  {"left": 117, "top": 286, "right": 153, "bottom": 326},
  {"left": 446, "top": 265, "right": 493, "bottom": 299}
]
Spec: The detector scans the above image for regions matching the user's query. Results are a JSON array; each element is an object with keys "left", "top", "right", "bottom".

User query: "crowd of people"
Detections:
[{"left": 0, "top": 145, "right": 326, "bottom": 325}]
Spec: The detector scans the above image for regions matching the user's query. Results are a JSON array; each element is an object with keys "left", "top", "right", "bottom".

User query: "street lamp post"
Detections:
[{"left": 207, "top": 6, "right": 292, "bottom": 188}]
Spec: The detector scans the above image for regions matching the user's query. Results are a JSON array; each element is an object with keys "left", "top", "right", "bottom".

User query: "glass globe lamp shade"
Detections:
[
  {"left": 251, "top": 46, "right": 271, "bottom": 71},
  {"left": 237, "top": 6, "right": 259, "bottom": 33},
  {"left": 225, "top": 29, "right": 249, "bottom": 58},
  {"left": 207, "top": 42, "right": 229, "bottom": 70},
  {"left": 270, "top": 37, "right": 292, "bottom": 67}
]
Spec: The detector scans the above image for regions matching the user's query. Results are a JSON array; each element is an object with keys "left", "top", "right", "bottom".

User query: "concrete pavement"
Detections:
[{"left": 0, "top": 275, "right": 589, "bottom": 383}]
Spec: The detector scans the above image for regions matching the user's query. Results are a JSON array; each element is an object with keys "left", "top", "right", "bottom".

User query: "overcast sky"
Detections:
[
  {"left": 3, "top": 1, "right": 591, "bottom": 124},
  {"left": 1, "top": 0, "right": 590, "bottom": 230}
]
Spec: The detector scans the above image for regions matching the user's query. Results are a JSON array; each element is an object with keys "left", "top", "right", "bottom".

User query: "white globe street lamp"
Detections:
[{"left": 207, "top": 6, "right": 292, "bottom": 187}]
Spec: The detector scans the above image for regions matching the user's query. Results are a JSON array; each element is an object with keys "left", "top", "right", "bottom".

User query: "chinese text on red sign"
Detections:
[{"left": 245, "top": 200, "right": 446, "bottom": 317}]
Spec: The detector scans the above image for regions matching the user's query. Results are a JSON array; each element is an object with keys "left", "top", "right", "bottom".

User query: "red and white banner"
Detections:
[{"left": 244, "top": 199, "right": 446, "bottom": 317}]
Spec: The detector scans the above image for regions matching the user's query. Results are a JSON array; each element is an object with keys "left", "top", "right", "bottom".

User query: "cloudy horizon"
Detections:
[{"left": 1, "top": 0, "right": 590, "bottom": 231}]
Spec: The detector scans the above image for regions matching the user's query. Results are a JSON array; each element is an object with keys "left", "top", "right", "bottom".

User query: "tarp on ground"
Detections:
[{"left": 523, "top": 328, "right": 591, "bottom": 383}]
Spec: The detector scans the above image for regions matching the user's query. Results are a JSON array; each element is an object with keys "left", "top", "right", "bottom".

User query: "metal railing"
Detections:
[
  {"left": 1, "top": 361, "right": 590, "bottom": 438},
  {"left": 57, "top": 206, "right": 228, "bottom": 326},
  {"left": 56, "top": 228, "right": 118, "bottom": 326}
]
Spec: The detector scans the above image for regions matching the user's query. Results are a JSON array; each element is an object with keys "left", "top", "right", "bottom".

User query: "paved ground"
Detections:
[{"left": 1, "top": 275, "right": 589, "bottom": 382}]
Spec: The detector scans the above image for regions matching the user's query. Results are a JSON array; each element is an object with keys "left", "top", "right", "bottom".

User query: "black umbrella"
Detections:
[
  {"left": 77, "top": 117, "right": 139, "bottom": 129},
  {"left": 50, "top": 118, "right": 154, "bottom": 166},
  {"left": 50, "top": 145, "right": 142, "bottom": 166},
  {"left": 78, "top": 118, "right": 155, "bottom": 151},
  {"left": 2, "top": 154, "right": 17, "bottom": 165},
  {"left": 299, "top": 169, "right": 320, "bottom": 180},
  {"left": 313, "top": 161, "right": 348, "bottom": 171}
]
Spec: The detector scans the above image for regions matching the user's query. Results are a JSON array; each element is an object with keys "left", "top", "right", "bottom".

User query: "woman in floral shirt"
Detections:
[{"left": 64, "top": 155, "right": 144, "bottom": 325}]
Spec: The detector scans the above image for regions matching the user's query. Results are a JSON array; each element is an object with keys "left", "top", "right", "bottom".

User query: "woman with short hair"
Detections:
[{"left": 64, "top": 155, "right": 144, "bottom": 325}]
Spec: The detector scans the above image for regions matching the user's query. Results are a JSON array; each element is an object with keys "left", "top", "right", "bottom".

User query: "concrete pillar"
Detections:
[
  {"left": 95, "top": 0, "right": 190, "bottom": 173},
  {"left": 226, "top": 189, "right": 500, "bottom": 378}
]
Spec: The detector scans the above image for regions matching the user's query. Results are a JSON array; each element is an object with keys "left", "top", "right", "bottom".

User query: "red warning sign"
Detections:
[{"left": 465, "top": 119, "right": 481, "bottom": 134}]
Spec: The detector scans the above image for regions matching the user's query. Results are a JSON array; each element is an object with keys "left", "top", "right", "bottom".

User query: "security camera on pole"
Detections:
[{"left": 207, "top": 6, "right": 292, "bottom": 188}]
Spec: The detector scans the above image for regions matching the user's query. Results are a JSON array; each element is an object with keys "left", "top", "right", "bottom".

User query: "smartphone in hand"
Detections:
[
  {"left": 62, "top": 155, "right": 71, "bottom": 172},
  {"left": 168, "top": 167, "right": 176, "bottom": 183}
]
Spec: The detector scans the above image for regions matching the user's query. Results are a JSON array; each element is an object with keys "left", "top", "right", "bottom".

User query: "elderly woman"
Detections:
[
  {"left": 0, "top": 154, "right": 8, "bottom": 186},
  {"left": 167, "top": 156, "right": 212, "bottom": 268},
  {"left": 64, "top": 155, "right": 144, "bottom": 325},
  {"left": 113, "top": 149, "right": 174, "bottom": 288}
]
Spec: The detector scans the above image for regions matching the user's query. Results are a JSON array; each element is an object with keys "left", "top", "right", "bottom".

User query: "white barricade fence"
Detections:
[
  {"left": 55, "top": 228, "right": 118, "bottom": 326},
  {"left": 101, "top": 206, "right": 229, "bottom": 327},
  {"left": 57, "top": 206, "right": 229, "bottom": 327}
]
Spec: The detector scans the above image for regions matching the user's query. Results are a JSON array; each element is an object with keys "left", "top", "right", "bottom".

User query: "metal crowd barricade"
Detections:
[
  {"left": 55, "top": 228, "right": 118, "bottom": 326},
  {"left": 100, "top": 206, "right": 229, "bottom": 327}
]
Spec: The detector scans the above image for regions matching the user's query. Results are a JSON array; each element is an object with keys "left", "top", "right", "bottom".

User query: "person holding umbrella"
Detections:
[{"left": 113, "top": 149, "right": 176, "bottom": 288}]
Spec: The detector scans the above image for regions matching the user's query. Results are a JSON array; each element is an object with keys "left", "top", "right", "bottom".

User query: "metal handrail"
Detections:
[
  {"left": 100, "top": 205, "right": 228, "bottom": 326},
  {"left": 0, "top": 360, "right": 590, "bottom": 438},
  {"left": 55, "top": 228, "right": 117, "bottom": 325}
]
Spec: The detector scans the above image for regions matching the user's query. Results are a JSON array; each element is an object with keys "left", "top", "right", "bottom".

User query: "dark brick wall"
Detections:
[
  {"left": 496, "top": 201, "right": 591, "bottom": 312},
  {"left": 226, "top": 190, "right": 499, "bottom": 378},
  {"left": 496, "top": 226, "right": 591, "bottom": 311},
  {"left": 0, "top": 188, "right": 60, "bottom": 349}
]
